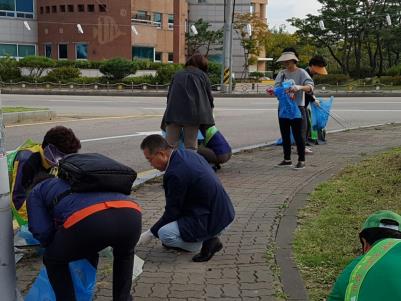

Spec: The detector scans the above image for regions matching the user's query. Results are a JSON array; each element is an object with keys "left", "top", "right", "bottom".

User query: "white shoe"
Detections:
[{"left": 305, "top": 147, "right": 313, "bottom": 155}]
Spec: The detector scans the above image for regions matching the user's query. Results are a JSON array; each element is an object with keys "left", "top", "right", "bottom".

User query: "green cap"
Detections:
[{"left": 362, "top": 210, "right": 401, "bottom": 232}]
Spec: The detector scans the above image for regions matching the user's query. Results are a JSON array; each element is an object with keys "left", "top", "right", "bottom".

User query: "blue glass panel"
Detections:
[
  {"left": 0, "top": 0, "right": 15, "bottom": 11},
  {"left": 18, "top": 45, "right": 35, "bottom": 57},
  {"left": 0, "top": 44, "right": 17, "bottom": 57},
  {"left": 45, "top": 44, "right": 52, "bottom": 58},
  {"left": 16, "top": 0, "right": 33, "bottom": 12},
  {"left": 76, "top": 44, "right": 88, "bottom": 59},
  {"left": 132, "top": 47, "right": 154, "bottom": 60}
]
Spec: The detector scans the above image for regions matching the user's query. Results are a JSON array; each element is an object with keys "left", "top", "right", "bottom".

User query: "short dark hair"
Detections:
[
  {"left": 140, "top": 134, "right": 172, "bottom": 154},
  {"left": 42, "top": 126, "right": 81, "bottom": 154},
  {"left": 185, "top": 53, "right": 208, "bottom": 72},
  {"left": 309, "top": 55, "right": 327, "bottom": 67},
  {"left": 359, "top": 227, "right": 401, "bottom": 246}
]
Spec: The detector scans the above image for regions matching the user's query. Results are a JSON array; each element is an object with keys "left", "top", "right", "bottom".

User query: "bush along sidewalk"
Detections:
[{"left": 293, "top": 147, "right": 401, "bottom": 301}]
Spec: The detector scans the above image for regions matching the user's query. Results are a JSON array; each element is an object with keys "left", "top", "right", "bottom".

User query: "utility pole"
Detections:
[
  {"left": 0, "top": 90, "right": 19, "bottom": 301},
  {"left": 221, "top": 0, "right": 234, "bottom": 93}
]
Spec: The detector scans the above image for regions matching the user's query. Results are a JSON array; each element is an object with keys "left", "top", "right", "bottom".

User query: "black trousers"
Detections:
[
  {"left": 279, "top": 106, "right": 306, "bottom": 162},
  {"left": 43, "top": 208, "right": 142, "bottom": 301}
]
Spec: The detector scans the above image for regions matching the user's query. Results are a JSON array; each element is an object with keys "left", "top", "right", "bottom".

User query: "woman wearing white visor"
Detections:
[{"left": 274, "top": 48, "right": 314, "bottom": 170}]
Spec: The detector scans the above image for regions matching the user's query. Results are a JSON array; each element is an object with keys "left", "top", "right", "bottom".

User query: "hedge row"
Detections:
[{"left": 0, "top": 56, "right": 223, "bottom": 85}]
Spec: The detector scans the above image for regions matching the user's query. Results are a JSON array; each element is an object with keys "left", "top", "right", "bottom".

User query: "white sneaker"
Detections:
[{"left": 305, "top": 147, "right": 313, "bottom": 155}]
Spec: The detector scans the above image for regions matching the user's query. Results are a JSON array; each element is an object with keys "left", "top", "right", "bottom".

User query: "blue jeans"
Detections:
[{"left": 158, "top": 221, "right": 202, "bottom": 252}]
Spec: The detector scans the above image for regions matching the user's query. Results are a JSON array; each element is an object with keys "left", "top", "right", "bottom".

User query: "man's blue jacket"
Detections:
[
  {"left": 27, "top": 177, "right": 133, "bottom": 247},
  {"left": 151, "top": 149, "right": 235, "bottom": 242}
]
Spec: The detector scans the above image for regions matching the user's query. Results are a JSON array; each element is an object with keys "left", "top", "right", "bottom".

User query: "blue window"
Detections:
[
  {"left": 76, "top": 43, "right": 88, "bottom": 59},
  {"left": 0, "top": 0, "right": 34, "bottom": 18},
  {"left": 0, "top": 44, "right": 17, "bottom": 57},
  {"left": 18, "top": 45, "right": 35, "bottom": 57},
  {"left": 0, "top": 0, "right": 15, "bottom": 11},
  {"left": 45, "top": 44, "right": 52, "bottom": 58},
  {"left": 132, "top": 47, "right": 154, "bottom": 60},
  {"left": 16, "top": 0, "right": 33, "bottom": 12}
]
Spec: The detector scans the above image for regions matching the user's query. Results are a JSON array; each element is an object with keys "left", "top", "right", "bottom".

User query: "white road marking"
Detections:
[{"left": 81, "top": 131, "right": 162, "bottom": 143}]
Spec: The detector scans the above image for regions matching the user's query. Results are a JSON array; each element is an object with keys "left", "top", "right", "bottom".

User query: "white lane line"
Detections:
[
  {"left": 81, "top": 131, "right": 161, "bottom": 143},
  {"left": 5, "top": 114, "right": 163, "bottom": 128}
]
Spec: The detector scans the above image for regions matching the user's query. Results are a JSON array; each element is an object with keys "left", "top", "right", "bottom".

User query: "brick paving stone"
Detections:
[{"left": 16, "top": 124, "right": 401, "bottom": 300}]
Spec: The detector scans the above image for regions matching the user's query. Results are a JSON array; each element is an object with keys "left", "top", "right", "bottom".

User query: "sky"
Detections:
[{"left": 267, "top": 0, "right": 322, "bottom": 33}]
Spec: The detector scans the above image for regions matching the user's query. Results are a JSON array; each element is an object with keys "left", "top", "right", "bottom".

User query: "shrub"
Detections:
[
  {"left": 54, "top": 60, "right": 75, "bottom": 68},
  {"left": 377, "top": 76, "right": 401, "bottom": 86},
  {"left": 0, "top": 57, "right": 21, "bottom": 82},
  {"left": 208, "top": 62, "right": 222, "bottom": 85},
  {"left": 18, "top": 56, "right": 55, "bottom": 78},
  {"left": 314, "top": 74, "right": 350, "bottom": 85},
  {"left": 45, "top": 67, "right": 81, "bottom": 82},
  {"left": 155, "top": 63, "right": 183, "bottom": 84},
  {"left": 100, "top": 58, "right": 135, "bottom": 80},
  {"left": 71, "top": 77, "right": 101, "bottom": 84},
  {"left": 386, "top": 64, "right": 401, "bottom": 76}
]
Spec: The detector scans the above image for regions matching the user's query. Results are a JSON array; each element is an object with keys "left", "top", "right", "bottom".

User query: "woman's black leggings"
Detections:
[
  {"left": 43, "top": 208, "right": 142, "bottom": 301},
  {"left": 279, "top": 106, "right": 306, "bottom": 162}
]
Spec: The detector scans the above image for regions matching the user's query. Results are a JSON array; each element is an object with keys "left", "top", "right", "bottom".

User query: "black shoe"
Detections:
[
  {"left": 192, "top": 237, "right": 223, "bottom": 262},
  {"left": 275, "top": 160, "right": 292, "bottom": 167},
  {"left": 293, "top": 161, "right": 305, "bottom": 170},
  {"left": 162, "top": 243, "right": 189, "bottom": 252}
]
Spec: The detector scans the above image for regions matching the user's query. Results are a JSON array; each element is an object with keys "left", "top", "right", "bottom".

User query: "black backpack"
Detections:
[{"left": 58, "top": 153, "right": 137, "bottom": 195}]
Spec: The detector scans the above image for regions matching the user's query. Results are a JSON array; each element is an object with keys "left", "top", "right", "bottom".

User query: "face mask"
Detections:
[{"left": 43, "top": 144, "right": 66, "bottom": 166}]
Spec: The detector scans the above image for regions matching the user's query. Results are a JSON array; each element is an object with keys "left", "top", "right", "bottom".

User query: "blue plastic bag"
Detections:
[
  {"left": 25, "top": 259, "right": 96, "bottom": 301},
  {"left": 310, "top": 97, "right": 334, "bottom": 130},
  {"left": 274, "top": 86, "right": 301, "bottom": 120}
]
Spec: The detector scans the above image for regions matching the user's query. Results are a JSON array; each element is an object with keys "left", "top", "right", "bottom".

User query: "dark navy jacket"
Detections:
[
  {"left": 27, "top": 177, "right": 133, "bottom": 247},
  {"left": 150, "top": 149, "right": 235, "bottom": 242}
]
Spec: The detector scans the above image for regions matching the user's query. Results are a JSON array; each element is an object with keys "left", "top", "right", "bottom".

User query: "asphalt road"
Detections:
[{"left": 3, "top": 94, "right": 401, "bottom": 172}]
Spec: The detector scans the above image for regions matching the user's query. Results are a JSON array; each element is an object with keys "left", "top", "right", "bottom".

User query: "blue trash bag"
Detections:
[
  {"left": 310, "top": 96, "right": 334, "bottom": 131},
  {"left": 25, "top": 259, "right": 97, "bottom": 301},
  {"left": 276, "top": 129, "right": 295, "bottom": 145},
  {"left": 274, "top": 86, "right": 301, "bottom": 120},
  {"left": 14, "top": 225, "right": 40, "bottom": 247}
]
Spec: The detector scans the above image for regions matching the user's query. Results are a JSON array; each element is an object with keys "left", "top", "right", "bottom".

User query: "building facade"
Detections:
[
  {"left": 188, "top": 0, "right": 268, "bottom": 75},
  {"left": 0, "top": 0, "right": 187, "bottom": 64}
]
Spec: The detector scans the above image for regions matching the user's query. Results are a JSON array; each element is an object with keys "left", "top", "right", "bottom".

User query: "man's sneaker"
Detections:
[
  {"left": 305, "top": 147, "right": 313, "bottom": 155},
  {"left": 276, "top": 160, "right": 292, "bottom": 167},
  {"left": 293, "top": 161, "right": 305, "bottom": 170}
]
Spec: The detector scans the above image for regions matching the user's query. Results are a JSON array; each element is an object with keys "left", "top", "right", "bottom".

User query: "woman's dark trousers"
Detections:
[
  {"left": 279, "top": 107, "right": 306, "bottom": 162},
  {"left": 43, "top": 208, "right": 141, "bottom": 301}
]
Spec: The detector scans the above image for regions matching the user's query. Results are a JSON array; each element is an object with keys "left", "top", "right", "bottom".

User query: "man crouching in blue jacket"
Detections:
[{"left": 139, "top": 134, "right": 235, "bottom": 262}]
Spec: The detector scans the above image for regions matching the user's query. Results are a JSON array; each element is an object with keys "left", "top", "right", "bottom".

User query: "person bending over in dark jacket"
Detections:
[
  {"left": 10, "top": 125, "right": 81, "bottom": 221},
  {"left": 197, "top": 126, "right": 232, "bottom": 171},
  {"left": 27, "top": 174, "right": 142, "bottom": 301},
  {"left": 139, "top": 134, "right": 235, "bottom": 262},
  {"left": 163, "top": 53, "right": 215, "bottom": 150}
]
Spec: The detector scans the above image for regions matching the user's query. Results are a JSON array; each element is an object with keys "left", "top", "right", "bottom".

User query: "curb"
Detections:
[{"left": 4, "top": 110, "right": 57, "bottom": 125}]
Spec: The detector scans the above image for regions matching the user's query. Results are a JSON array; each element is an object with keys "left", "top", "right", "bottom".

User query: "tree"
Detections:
[
  {"left": 99, "top": 58, "right": 135, "bottom": 80},
  {"left": 233, "top": 13, "right": 269, "bottom": 78},
  {"left": 186, "top": 19, "right": 224, "bottom": 57},
  {"left": 0, "top": 57, "right": 21, "bottom": 82},
  {"left": 18, "top": 56, "right": 55, "bottom": 79},
  {"left": 289, "top": 0, "right": 401, "bottom": 77}
]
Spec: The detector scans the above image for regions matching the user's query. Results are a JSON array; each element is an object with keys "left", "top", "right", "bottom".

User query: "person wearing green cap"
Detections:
[{"left": 328, "top": 210, "right": 401, "bottom": 301}]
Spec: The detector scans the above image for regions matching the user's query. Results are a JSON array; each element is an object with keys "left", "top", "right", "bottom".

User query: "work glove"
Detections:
[
  {"left": 289, "top": 85, "right": 303, "bottom": 92},
  {"left": 137, "top": 229, "right": 155, "bottom": 245},
  {"left": 314, "top": 98, "right": 321, "bottom": 107}
]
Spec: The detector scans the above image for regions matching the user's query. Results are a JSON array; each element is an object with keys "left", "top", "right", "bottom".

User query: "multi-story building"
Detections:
[
  {"left": 0, "top": 0, "right": 38, "bottom": 59},
  {"left": 188, "top": 0, "right": 268, "bottom": 75},
  {"left": 0, "top": 0, "right": 187, "bottom": 64}
]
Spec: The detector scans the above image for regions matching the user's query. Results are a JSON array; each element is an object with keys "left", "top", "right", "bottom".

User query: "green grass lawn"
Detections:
[
  {"left": 2, "top": 107, "right": 47, "bottom": 113},
  {"left": 293, "top": 148, "right": 401, "bottom": 300}
]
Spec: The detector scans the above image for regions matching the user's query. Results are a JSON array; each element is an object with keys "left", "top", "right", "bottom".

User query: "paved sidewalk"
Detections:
[{"left": 16, "top": 124, "right": 401, "bottom": 300}]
